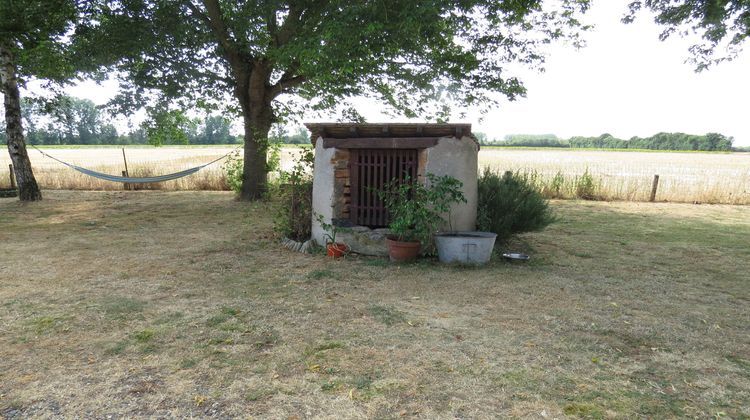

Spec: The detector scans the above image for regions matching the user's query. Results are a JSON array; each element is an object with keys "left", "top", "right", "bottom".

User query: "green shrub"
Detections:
[
  {"left": 273, "top": 148, "right": 314, "bottom": 241},
  {"left": 546, "top": 171, "right": 567, "bottom": 198},
  {"left": 266, "top": 140, "right": 282, "bottom": 173},
  {"left": 222, "top": 149, "right": 244, "bottom": 194},
  {"left": 574, "top": 168, "right": 597, "bottom": 200},
  {"left": 378, "top": 173, "right": 466, "bottom": 245},
  {"left": 477, "top": 168, "right": 555, "bottom": 242}
]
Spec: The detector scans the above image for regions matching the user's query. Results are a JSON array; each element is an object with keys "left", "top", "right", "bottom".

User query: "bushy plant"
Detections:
[
  {"left": 574, "top": 169, "right": 597, "bottom": 200},
  {"left": 222, "top": 149, "right": 244, "bottom": 194},
  {"left": 273, "top": 148, "right": 314, "bottom": 241},
  {"left": 266, "top": 139, "right": 283, "bottom": 173},
  {"left": 477, "top": 168, "right": 555, "bottom": 242},
  {"left": 378, "top": 173, "right": 466, "bottom": 245},
  {"left": 547, "top": 171, "right": 566, "bottom": 198}
]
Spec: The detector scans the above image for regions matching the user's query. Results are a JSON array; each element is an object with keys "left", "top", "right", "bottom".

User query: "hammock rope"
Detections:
[{"left": 31, "top": 145, "right": 239, "bottom": 184}]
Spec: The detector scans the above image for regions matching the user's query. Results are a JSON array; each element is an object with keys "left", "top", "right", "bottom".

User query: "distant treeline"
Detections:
[
  {"left": 0, "top": 96, "right": 241, "bottom": 145},
  {"left": 479, "top": 133, "right": 735, "bottom": 151},
  {"left": 1, "top": 95, "right": 739, "bottom": 151},
  {"left": 0, "top": 95, "right": 311, "bottom": 146}
]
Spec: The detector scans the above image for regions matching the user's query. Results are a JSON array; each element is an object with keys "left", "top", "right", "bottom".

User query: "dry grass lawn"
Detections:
[{"left": 1, "top": 191, "right": 748, "bottom": 418}]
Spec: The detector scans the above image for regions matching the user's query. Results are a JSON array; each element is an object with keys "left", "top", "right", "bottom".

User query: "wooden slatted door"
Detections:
[{"left": 350, "top": 149, "right": 418, "bottom": 227}]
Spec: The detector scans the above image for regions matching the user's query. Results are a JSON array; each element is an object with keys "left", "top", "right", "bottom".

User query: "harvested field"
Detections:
[
  {"left": 480, "top": 148, "right": 750, "bottom": 204},
  {"left": 0, "top": 146, "right": 748, "bottom": 203},
  {"left": 1, "top": 191, "right": 748, "bottom": 417}
]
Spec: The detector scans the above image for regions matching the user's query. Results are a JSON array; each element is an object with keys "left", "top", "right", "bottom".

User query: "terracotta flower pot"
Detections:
[
  {"left": 385, "top": 237, "right": 421, "bottom": 262},
  {"left": 326, "top": 242, "right": 349, "bottom": 258}
]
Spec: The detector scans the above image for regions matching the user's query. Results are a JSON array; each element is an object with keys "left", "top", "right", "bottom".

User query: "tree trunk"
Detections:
[
  {"left": 239, "top": 110, "right": 272, "bottom": 200},
  {"left": 237, "top": 63, "right": 274, "bottom": 201},
  {"left": 0, "top": 42, "right": 42, "bottom": 201}
]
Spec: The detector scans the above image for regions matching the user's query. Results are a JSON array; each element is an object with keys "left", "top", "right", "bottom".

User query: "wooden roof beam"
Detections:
[{"left": 322, "top": 137, "right": 439, "bottom": 149}]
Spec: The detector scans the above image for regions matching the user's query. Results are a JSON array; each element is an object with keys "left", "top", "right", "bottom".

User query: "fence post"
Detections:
[
  {"left": 122, "top": 148, "right": 130, "bottom": 191},
  {"left": 122, "top": 171, "right": 130, "bottom": 191},
  {"left": 649, "top": 174, "right": 659, "bottom": 202},
  {"left": 122, "top": 148, "right": 129, "bottom": 175},
  {"left": 9, "top": 164, "right": 16, "bottom": 189}
]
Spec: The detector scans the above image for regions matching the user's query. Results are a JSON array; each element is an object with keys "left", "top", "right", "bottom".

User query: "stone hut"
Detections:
[{"left": 306, "top": 123, "right": 479, "bottom": 256}]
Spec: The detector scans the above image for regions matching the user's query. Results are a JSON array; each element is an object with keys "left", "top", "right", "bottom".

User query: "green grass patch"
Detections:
[
  {"left": 133, "top": 328, "right": 155, "bottom": 343},
  {"left": 179, "top": 358, "right": 198, "bottom": 369},
  {"left": 29, "top": 316, "right": 59, "bottom": 334},
  {"left": 369, "top": 305, "right": 407, "bottom": 326},
  {"left": 320, "top": 380, "right": 341, "bottom": 392},
  {"left": 307, "top": 269, "right": 335, "bottom": 280},
  {"left": 100, "top": 297, "right": 146, "bottom": 320},
  {"left": 304, "top": 340, "right": 345, "bottom": 357},
  {"left": 246, "top": 387, "right": 276, "bottom": 401},
  {"left": 206, "top": 306, "right": 241, "bottom": 327},
  {"left": 105, "top": 340, "right": 130, "bottom": 355},
  {"left": 361, "top": 258, "right": 390, "bottom": 267},
  {"left": 725, "top": 355, "right": 750, "bottom": 376},
  {"left": 563, "top": 402, "right": 605, "bottom": 418}
]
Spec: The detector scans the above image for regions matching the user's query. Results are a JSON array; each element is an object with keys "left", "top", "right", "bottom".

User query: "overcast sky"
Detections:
[
  {"left": 468, "top": 0, "right": 750, "bottom": 145},
  {"left": 64, "top": 0, "right": 750, "bottom": 146}
]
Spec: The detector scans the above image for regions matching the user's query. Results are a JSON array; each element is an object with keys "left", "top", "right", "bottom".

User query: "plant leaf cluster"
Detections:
[
  {"left": 271, "top": 147, "right": 315, "bottom": 241},
  {"left": 624, "top": 0, "right": 750, "bottom": 70},
  {"left": 378, "top": 173, "right": 466, "bottom": 245}
]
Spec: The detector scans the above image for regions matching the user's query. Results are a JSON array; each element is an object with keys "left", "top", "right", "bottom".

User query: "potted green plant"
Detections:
[
  {"left": 378, "top": 174, "right": 466, "bottom": 262},
  {"left": 315, "top": 213, "right": 349, "bottom": 258}
]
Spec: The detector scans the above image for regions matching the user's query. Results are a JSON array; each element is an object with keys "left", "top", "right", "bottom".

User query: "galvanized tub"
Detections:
[{"left": 435, "top": 231, "right": 497, "bottom": 265}]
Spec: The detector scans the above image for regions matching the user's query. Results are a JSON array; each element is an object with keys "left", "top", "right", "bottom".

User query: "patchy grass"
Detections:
[
  {"left": 368, "top": 305, "right": 407, "bottom": 326},
  {"left": 0, "top": 191, "right": 749, "bottom": 418},
  {"left": 100, "top": 297, "right": 146, "bottom": 320}
]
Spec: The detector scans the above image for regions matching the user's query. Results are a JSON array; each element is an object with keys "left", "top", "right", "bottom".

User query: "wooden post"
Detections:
[
  {"left": 122, "top": 148, "right": 130, "bottom": 190},
  {"left": 122, "top": 171, "right": 130, "bottom": 191},
  {"left": 9, "top": 164, "right": 16, "bottom": 189},
  {"left": 649, "top": 174, "right": 659, "bottom": 202},
  {"left": 122, "top": 148, "right": 129, "bottom": 175}
]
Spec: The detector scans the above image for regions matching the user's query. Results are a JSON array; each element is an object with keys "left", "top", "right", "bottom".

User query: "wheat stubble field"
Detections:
[
  {"left": 1, "top": 146, "right": 748, "bottom": 203},
  {"left": 1, "top": 191, "right": 749, "bottom": 418}
]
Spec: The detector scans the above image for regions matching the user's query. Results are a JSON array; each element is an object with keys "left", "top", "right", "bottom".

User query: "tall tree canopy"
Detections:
[
  {"left": 84, "top": 0, "right": 591, "bottom": 200},
  {"left": 0, "top": 0, "right": 84, "bottom": 200},
  {"left": 626, "top": 0, "right": 750, "bottom": 70}
]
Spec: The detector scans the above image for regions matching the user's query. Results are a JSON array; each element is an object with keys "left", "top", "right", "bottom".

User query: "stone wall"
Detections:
[
  {"left": 424, "top": 136, "right": 479, "bottom": 231},
  {"left": 311, "top": 139, "right": 335, "bottom": 247},
  {"left": 332, "top": 149, "right": 351, "bottom": 221}
]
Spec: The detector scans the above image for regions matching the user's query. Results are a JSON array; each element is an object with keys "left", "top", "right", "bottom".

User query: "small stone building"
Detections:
[{"left": 306, "top": 123, "right": 479, "bottom": 256}]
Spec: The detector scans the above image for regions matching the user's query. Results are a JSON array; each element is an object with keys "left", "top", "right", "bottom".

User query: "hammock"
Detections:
[
  {"left": 66, "top": 164, "right": 204, "bottom": 183},
  {"left": 32, "top": 145, "right": 237, "bottom": 184}
]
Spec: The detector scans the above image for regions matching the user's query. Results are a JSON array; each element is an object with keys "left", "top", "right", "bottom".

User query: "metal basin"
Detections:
[{"left": 435, "top": 231, "right": 497, "bottom": 265}]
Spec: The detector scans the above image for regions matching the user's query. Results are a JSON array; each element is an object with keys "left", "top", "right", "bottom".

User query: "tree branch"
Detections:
[
  {"left": 275, "top": 5, "right": 302, "bottom": 47},
  {"left": 270, "top": 74, "right": 305, "bottom": 98},
  {"left": 197, "top": 0, "right": 247, "bottom": 66},
  {"left": 182, "top": 0, "right": 211, "bottom": 28}
]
